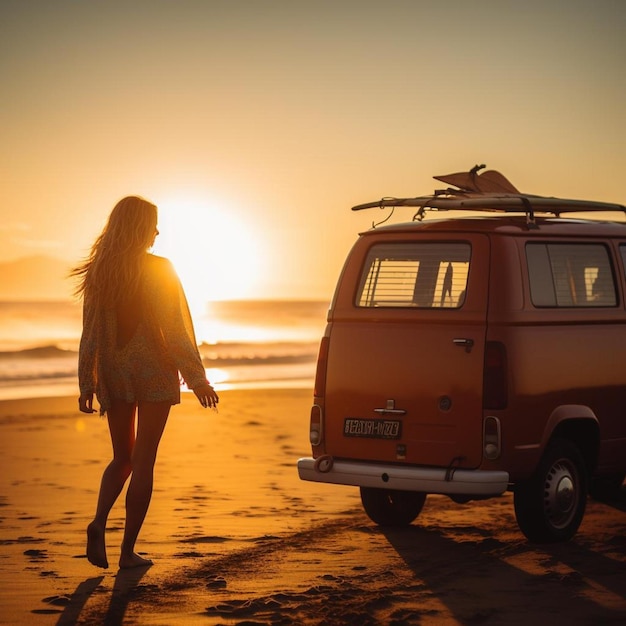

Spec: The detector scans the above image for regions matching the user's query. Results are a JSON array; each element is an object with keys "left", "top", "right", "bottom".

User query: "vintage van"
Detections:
[{"left": 297, "top": 166, "right": 626, "bottom": 543}]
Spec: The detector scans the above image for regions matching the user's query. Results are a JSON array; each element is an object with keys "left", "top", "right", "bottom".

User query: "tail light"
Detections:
[
  {"left": 309, "top": 404, "right": 323, "bottom": 445},
  {"left": 483, "top": 416, "right": 501, "bottom": 459},
  {"left": 483, "top": 341, "right": 507, "bottom": 409}
]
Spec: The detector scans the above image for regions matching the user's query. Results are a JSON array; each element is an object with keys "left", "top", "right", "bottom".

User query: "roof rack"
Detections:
[{"left": 351, "top": 165, "right": 626, "bottom": 228}]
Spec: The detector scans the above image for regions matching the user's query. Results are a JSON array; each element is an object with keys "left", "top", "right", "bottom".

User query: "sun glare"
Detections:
[{"left": 153, "top": 195, "right": 263, "bottom": 312}]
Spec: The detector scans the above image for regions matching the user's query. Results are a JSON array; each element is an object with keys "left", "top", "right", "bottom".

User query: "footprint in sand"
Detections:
[
  {"left": 206, "top": 575, "right": 227, "bottom": 588},
  {"left": 24, "top": 548, "right": 48, "bottom": 562},
  {"left": 42, "top": 595, "right": 71, "bottom": 606}
]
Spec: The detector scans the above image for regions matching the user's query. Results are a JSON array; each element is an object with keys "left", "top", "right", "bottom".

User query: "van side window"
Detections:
[
  {"left": 526, "top": 243, "right": 616, "bottom": 307},
  {"left": 357, "top": 243, "right": 470, "bottom": 308}
]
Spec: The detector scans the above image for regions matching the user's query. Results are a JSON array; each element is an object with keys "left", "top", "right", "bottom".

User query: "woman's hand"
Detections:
[
  {"left": 193, "top": 383, "right": 219, "bottom": 409},
  {"left": 79, "top": 392, "right": 97, "bottom": 414}
]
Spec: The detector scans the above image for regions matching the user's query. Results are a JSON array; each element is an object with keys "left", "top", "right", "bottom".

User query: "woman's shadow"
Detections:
[{"left": 56, "top": 565, "right": 151, "bottom": 626}]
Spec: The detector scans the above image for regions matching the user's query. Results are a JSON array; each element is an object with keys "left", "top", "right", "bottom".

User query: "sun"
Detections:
[{"left": 152, "top": 195, "right": 263, "bottom": 311}]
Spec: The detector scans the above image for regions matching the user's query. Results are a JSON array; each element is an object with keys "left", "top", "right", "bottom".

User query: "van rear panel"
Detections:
[{"left": 323, "top": 232, "right": 490, "bottom": 470}]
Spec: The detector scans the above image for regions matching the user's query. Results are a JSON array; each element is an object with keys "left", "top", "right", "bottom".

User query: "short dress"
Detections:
[
  {"left": 78, "top": 254, "right": 209, "bottom": 415},
  {"left": 104, "top": 321, "right": 180, "bottom": 405}
]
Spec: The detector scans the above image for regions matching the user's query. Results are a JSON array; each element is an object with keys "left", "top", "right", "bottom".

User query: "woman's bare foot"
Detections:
[
  {"left": 119, "top": 552, "right": 153, "bottom": 569},
  {"left": 86, "top": 522, "right": 108, "bottom": 568}
]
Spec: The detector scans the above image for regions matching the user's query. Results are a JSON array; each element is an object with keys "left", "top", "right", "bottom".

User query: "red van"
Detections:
[{"left": 298, "top": 166, "right": 626, "bottom": 542}]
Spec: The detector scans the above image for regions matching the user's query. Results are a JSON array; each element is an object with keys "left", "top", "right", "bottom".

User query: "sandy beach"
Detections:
[{"left": 0, "top": 388, "right": 624, "bottom": 625}]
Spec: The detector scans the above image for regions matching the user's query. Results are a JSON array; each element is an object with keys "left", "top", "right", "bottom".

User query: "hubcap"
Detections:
[{"left": 543, "top": 460, "right": 578, "bottom": 529}]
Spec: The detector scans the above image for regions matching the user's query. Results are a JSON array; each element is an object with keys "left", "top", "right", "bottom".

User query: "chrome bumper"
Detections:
[{"left": 297, "top": 457, "right": 509, "bottom": 496}]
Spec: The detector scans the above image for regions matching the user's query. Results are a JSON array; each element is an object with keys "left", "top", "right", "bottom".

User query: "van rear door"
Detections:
[{"left": 324, "top": 233, "right": 490, "bottom": 469}]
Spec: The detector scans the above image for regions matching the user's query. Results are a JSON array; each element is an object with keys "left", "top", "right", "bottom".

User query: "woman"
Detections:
[{"left": 72, "top": 195, "right": 218, "bottom": 569}]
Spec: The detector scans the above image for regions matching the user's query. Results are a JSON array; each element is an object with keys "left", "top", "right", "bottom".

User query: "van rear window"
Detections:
[
  {"left": 357, "top": 243, "right": 470, "bottom": 308},
  {"left": 526, "top": 243, "right": 616, "bottom": 307}
]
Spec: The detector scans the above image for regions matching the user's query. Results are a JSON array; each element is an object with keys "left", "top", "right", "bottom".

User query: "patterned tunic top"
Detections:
[{"left": 78, "top": 254, "right": 208, "bottom": 415}]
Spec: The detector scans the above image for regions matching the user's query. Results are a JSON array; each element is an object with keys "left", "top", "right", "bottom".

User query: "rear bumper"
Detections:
[{"left": 297, "top": 457, "right": 509, "bottom": 496}]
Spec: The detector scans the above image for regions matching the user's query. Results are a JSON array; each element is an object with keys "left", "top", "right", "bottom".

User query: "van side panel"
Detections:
[{"left": 487, "top": 235, "right": 626, "bottom": 481}]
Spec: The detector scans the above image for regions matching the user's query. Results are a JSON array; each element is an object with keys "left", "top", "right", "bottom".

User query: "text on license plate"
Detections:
[{"left": 344, "top": 418, "right": 402, "bottom": 439}]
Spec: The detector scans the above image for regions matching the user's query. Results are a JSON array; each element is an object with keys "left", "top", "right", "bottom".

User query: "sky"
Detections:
[{"left": 1, "top": 0, "right": 625, "bottom": 303}]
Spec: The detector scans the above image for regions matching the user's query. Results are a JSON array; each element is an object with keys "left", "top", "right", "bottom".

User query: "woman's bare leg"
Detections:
[
  {"left": 118, "top": 401, "right": 170, "bottom": 569},
  {"left": 87, "top": 401, "right": 136, "bottom": 568}
]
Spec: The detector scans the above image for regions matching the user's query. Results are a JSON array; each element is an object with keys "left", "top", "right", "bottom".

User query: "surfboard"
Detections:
[
  {"left": 351, "top": 165, "right": 624, "bottom": 216},
  {"left": 352, "top": 193, "right": 626, "bottom": 215}
]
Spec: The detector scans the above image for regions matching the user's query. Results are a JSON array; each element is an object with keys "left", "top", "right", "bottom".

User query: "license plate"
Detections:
[{"left": 344, "top": 418, "right": 402, "bottom": 439}]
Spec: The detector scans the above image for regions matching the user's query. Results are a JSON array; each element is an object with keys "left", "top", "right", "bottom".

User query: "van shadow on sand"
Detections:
[{"left": 381, "top": 516, "right": 626, "bottom": 624}]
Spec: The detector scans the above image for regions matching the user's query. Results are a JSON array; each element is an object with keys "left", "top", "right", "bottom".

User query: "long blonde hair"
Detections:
[{"left": 71, "top": 196, "right": 158, "bottom": 307}]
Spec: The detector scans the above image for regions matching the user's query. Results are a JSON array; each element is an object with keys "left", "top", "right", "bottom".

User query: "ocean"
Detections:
[{"left": 0, "top": 300, "right": 329, "bottom": 400}]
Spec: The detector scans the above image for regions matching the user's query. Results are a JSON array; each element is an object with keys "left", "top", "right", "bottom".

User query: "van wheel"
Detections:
[
  {"left": 513, "top": 439, "right": 587, "bottom": 543},
  {"left": 360, "top": 487, "right": 426, "bottom": 526}
]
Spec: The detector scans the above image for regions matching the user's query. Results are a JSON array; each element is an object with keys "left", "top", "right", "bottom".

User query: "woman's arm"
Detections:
[
  {"left": 146, "top": 256, "right": 218, "bottom": 406},
  {"left": 78, "top": 298, "right": 98, "bottom": 413}
]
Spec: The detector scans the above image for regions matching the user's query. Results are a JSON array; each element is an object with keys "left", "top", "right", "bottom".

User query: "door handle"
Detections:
[
  {"left": 374, "top": 408, "right": 407, "bottom": 415},
  {"left": 453, "top": 338, "right": 474, "bottom": 351},
  {"left": 374, "top": 399, "right": 406, "bottom": 415}
]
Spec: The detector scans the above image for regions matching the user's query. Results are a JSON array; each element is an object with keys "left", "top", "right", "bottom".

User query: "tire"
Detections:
[
  {"left": 589, "top": 473, "right": 626, "bottom": 502},
  {"left": 360, "top": 487, "right": 426, "bottom": 526},
  {"left": 514, "top": 438, "right": 588, "bottom": 543}
]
